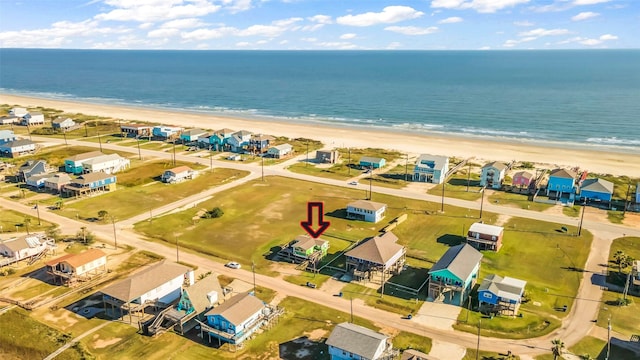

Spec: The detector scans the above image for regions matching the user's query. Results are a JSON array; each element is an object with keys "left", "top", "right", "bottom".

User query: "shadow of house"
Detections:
[
  {"left": 279, "top": 336, "right": 329, "bottom": 360},
  {"left": 325, "top": 208, "right": 348, "bottom": 220},
  {"left": 436, "top": 234, "right": 464, "bottom": 247}
]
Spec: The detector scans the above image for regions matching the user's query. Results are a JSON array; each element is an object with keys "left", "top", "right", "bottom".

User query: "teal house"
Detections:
[
  {"left": 359, "top": 156, "right": 386, "bottom": 169},
  {"left": 64, "top": 151, "right": 103, "bottom": 174},
  {"left": 209, "top": 128, "right": 235, "bottom": 151},
  {"left": 428, "top": 244, "right": 483, "bottom": 306}
]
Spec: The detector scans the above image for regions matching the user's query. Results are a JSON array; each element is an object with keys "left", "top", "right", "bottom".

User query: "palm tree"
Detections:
[
  {"left": 23, "top": 218, "right": 31, "bottom": 235},
  {"left": 551, "top": 338, "right": 565, "bottom": 360},
  {"left": 613, "top": 250, "right": 627, "bottom": 274},
  {"left": 98, "top": 210, "right": 109, "bottom": 222}
]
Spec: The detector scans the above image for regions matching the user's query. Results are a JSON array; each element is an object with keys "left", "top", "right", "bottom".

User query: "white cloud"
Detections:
[
  {"left": 518, "top": 28, "right": 570, "bottom": 37},
  {"left": 387, "top": 41, "right": 402, "bottom": 49},
  {"left": 90, "top": 34, "right": 167, "bottom": 49},
  {"left": 340, "top": 33, "right": 357, "bottom": 40},
  {"left": 431, "top": 0, "right": 530, "bottom": 13},
  {"left": 336, "top": 6, "right": 424, "bottom": 27},
  {"left": 599, "top": 34, "right": 617, "bottom": 40},
  {"left": 272, "top": 17, "right": 303, "bottom": 27},
  {"left": 222, "top": 0, "right": 253, "bottom": 13},
  {"left": 317, "top": 41, "right": 358, "bottom": 50},
  {"left": 237, "top": 24, "right": 284, "bottom": 37},
  {"left": 513, "top": 20, "right": 534, "bottom": 26},
  {"left": 279, "top": 40, "right": 288, "bottom": 45},
  {"left": 385, "top": 26, "right": 439, "bottom": 35},
  {"left": 160, "top": 18, "right": 208, "bottom": 29},
  {"left": 479, "top": 46, "right": 491, "bottom": 50},
  {"left": 139, "top": 22, "right": 154, "bottom": 29},
  {"left": 557, "top": 34, "right": 618, "bottom": 46},
  {"left": 532, "top": 0, "right": 611, "bottom": 12},
  {"left": 235, "top": 41, "right": 251, "bottom": 47},
  {"left": 300, "top": 24, "right": 324, "bottom": 32},
  {"left": 438, "top": 16, "right": 463, "bottom": 24},
  {"left": 300, "top": 37, "right": 317, "bottom": 42},
  {"left": 573, "top": 0, "right": 611, "bottom": 5},
  {"left": 95, "top": 0, "right": 221, "bottom": 23},
  {"left": 148, "top": 28, "right": 180, "bottom": 38},
  {"left": 571, "top": 11, "right": 599, "bottom": 21},
  {"left": 181, "top": 26, "right": 235, "bottom": 40},
  {"left": 308, "top": 15, "right": 332, "bottom": 24}
]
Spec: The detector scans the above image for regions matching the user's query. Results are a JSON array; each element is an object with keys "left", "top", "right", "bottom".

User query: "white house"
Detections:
[
  {"left": 161, "top": 166, "right": 199, "bottom": 183},
  {"left": 21, "top": 112, "right": 45, "bottom": 126},
  {"left": 0, "top": 130, "right": 17, "bottom": 144},
  {"left": 52, "top": 117, "right": 77, "bottom": 131},
  {"left": 480, "top": 162, "right": 508, "bottom": 189},
  {"left": 227, "top": 130, "right": 253, "bottom": 152},
  {"left": 26, "top": 173, "right": 51, "bottom": 188},
  {"left": 0, "top": 116, "right": 19, "bottom": 125},
  {"left": 0, "top": 234, "right": 54, "bottom": 265},
  {"left": 82, "top": 154, "right": 130, "bottom": 174},
  {"left": 9, "top": 107, "right": 28, "bottom": 117},
  {"left": 326, "top": 322, "right": 395, "bottom": 360},
  {"left": 0, "top": 139, "right": 37, "bottom": 158},
  {"left": 413, "top": 154, "right": 449, "bottom": 184},
  {"left": 152, "top": 126, "right": 183, "bottom": 139},
  {"left": 346, "top": 200, "right": 387, "bottom": 223},
  {"left": 46, "top": 248, "right": 107, "bottom": 285},
  {"left": 267, "top": 143, "right": 293, "bottom": 158}
]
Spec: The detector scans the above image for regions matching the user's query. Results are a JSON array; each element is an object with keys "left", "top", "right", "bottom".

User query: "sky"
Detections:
[{"left": 0, "top": 0, "right": 638, "bottom": 50}]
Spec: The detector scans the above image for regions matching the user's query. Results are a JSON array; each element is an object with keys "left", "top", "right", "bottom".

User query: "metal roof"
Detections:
[{"left": 326, "top": 322, "right": 388, "bottom": 359}]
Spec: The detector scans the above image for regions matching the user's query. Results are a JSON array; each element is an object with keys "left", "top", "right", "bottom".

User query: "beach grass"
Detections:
[
  {"left": 606, "top": 210, "right": 625, "bottom": 224},
  {"left": 562, "top": 205, "right": 581, "bottom": 217}
]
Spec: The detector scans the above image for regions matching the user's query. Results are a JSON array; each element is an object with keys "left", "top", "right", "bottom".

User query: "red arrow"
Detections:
[{"left": 300, "top": 202, "right": 330, "bottom": 238}]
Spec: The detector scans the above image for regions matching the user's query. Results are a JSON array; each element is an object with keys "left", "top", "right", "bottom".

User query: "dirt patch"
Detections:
[
  {"left": 306, "top": 328, "right": 328, "bottom": 340},
  {"left": 493, "top": 214, "right": 511, "bottom": 226},
  {"left": 258, "top": 195, "right": 291, "bottom": 221},
  {"left": 92, "top": 337, "right": 122, "bottom": 349},
  {"left": 41, "top": 309, "right": 79, "bottom": 329}
]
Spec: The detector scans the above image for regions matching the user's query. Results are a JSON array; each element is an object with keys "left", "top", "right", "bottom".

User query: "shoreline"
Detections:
[{"left": 2, "top": 92, "right": 640, "bottom": 177}]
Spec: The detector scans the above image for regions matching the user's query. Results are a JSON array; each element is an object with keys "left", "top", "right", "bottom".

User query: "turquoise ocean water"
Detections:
[{"left": 1, "top": 49, "right": 639, "bottom": 152}]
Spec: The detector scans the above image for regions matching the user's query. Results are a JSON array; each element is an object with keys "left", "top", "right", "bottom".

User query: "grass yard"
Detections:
[
  {"left": 51, "top": 164, "right": 247, "bottom": 221},
  {"left": 487, "top": 191, "right": 554, "bottom": 212},
  {"left": 0, "top": 208, "right": 56, "bottom": 233},
  {"left": 341, "top": 282, "right": 424, "bottom": 316},
  {"left": 288, "top": 147, "right": 402, "bottom": 180},
  {"left": 606, "top": 210, "right": 625, "bottom": 224},
  {"left": 596, "top": 291, "right": 640, "bottom": 337},
  {"left": 534, "top": 337, "right": 638, "bottom": 360},
  {"left": 0, "top": 308, "right": 91, "bottom": 360},
  {"left": 562, "top": 205, "right": 581, "bottom": 217},
  {"left": 367, "top": 163, "right": 411, "bottom": 189},
  {"left": 455, "top": 218, "right": 593, "bottom": 338},
  {"left": 427, "top": 170, "right": 483, "bottom": 201}
]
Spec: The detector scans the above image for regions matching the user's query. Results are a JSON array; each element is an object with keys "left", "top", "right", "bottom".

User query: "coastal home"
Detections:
[
  {"left": 546, "top": 168, "right": 577, "bottom": 198},
  {"left": 0, "top": 115, "right": 19, "bottom": 125},
  {"left": 82, "top": 153, "right": 130, "bottom": 174},
  {"left": 326, "top": 322, "right": 396, "bottom": 360},
  {"left": 267, "top": 143, "right": 293, "bottom": 158},
  {"left": 102, "top": 261, "right": 193, "bottom": 323},
  {"left": 203, "top": 292, "right": 269, "bottom": 346},
  {"left": 0, "top": 234, "right": 54, "bottom": 267},
  {"left": 287, "top": 234, "right": 330, "bottom": 262},
  {"left": 345, "top": 231, "right": 406, "bottom": 282},
  {"left": 51, "top": 117, "right": 77, "bottom": 131},
  {"left": 578, "top": 178, "right": 614, "bottom": 203},
  {"left": 46, "top": 248, "right": 107, "bottom": 286},
  {"left": 64, "top": 151, "right": 104, "bottom": 174},
  {"left": 9, "top": 107, "right": 29, "bottom": 117},
  {"left": 428, "top": 244, "right": 483, "bottom": 306},
  {"left": 197, "top": 134, "right": 213, "bottom": 149},
  {"left": 18, "top": 159, "right": 49, "bottom": 182},
  {"left": 346, "top": 200, "right": 387, "bottom": 223},
  {"left": 512, "top": 171, "right": 534, "bottom": 190},
  {"left": 63, "top": 172, "right": 117, "bottom": 197},
  {"left": 26, "top": 173, "right": 51, "bottom": 189},
  {"left": 152, "top": 126, "right": 183, "bottom": 139},
  {"left": 0, "top": 130, "right": 17, "bottom": 144},
  {"left": 227, "top": 130, "right": 253, "bottom": 153},
  {"left": 180, "top": 128, "right": 208, "bottom": 143},
  {"left": 20, "top": 112, "right": 45, "bottom": 126},
  {"left": 120, "top": 124, "right": 153, "bottom": 138},
  {"left": 636, "top": 183, "right": 640, "bottom": 208},
  {"left": 316, "top": 150, "right": 340, "bottom": 164},
  {"left": 359, "top": 156, "right": 386, "bottom": 169},
  {"left": 632, "top": 260, "right": 640, "bottom": 293},
  {"left": 161, "top": 166, "right": 199, "bottom": 183},
  {"left": 209, "top": 128, "right": 235, "bottom": 151},
  {"left": 480, "top": 162, "right": 508, "bottom": 189},
  {"left": 466, "top": 222, "right": 504, "bottom": 252},
  {"left": 413, "top": 154, "right": 449, "bottom": 184},
  {"left": 0, "top": 139, "right": 37, "bottom": 158},
  {"left": 44, "top": 173, "right": 72, "bottom": 193},
  {"left": 477, "top": 274, "right": 527, "bottom": 316},
  {"left": 248, "top": 134, "right": 275, "bottom": 154}
]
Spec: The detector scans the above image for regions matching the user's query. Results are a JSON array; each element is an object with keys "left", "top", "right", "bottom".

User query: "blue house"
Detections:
[
  {"left": 63, "top": 172, "right": 116, "bottom": 197},
  {"left": 478, "top": 274, "right": 526, "bottom": 316},
  {"left": 413, "top": 154, "right": 449, "bottom": 184},
  {"left": 359, "top": 156, "right": 386, "bottom": 169},
  {"left": 428, "top": 244, "right": 483, "bottom": 306},
  {"left": 248, "top": 134, "right": 275, "bottom": 154},
  {"left": 227, "top": 130, "right": 253, "bottom": 153},
  {"left": 579, "top": 178, "right": 614, "bottom": 203},
  {"left": 152, "top": 126, "right": 183, "bottom": 139},
  {"left": 204, "top": 292, "right": 267, "bottom": 345},
  {"left": 180, "top": 128, "right": 208, "bottom": 143},
  {"left": 546, "top": 168, "right": 577, "bottom": 198},
  {"left": 208, "top": 128, "right": 235, "bottom": 151},
  {"left": 0, "top": 130, "right": 17, "bottom": 144},
  {"left": 636, "top": 183, "right": 640, "bottom": 206},
  {"left": 19, "top": 160, "right": 49, "bottom": 182},
  {"left": 64, "top": 151, "right": 104, "bottom": 174}
]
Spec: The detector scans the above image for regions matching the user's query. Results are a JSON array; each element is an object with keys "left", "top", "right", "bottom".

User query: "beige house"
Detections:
[
  {"left": 46, "top": 248, "right": 107, "bottom": 286},
  {"left": 345, "top": 231, "right": 406, "bottom": 282}
]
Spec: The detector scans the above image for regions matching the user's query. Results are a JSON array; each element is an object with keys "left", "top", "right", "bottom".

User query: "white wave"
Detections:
[{"left": 586, "top": 137, "right": 640, "bottom": 146}]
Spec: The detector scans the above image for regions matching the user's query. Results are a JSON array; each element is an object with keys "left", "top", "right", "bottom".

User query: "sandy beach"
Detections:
[{"left": 2, "top": 93, "right": 639, "bottom": 177}]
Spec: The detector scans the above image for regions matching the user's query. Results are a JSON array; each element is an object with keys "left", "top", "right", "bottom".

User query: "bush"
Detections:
[
  {"left": 0, "top": 268, "right": 16, "bottom": 276},
  {"left": 203, "top": 207, "right": 224, "bottom": 219}
]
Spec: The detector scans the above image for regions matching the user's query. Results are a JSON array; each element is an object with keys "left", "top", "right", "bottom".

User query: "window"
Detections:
[{"left": 483, "top": 292, "right": 492, "bottom": 298}]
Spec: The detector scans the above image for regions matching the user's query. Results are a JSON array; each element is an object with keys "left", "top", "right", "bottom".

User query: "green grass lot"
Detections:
[
  {"left": 534, "top": 337, "right": 638, "bottom": 360},
  {"left": 455, "top": 218, "right": 593, "bottom": 338},
  {"left": 365, "top": 163, "right": 411, "bottom": 189},
  {"left": 562, "top": 206, "right": 581, "bottom": 217},
  {"left": 464, "top": 349, "right": 520, "bottom": 360},
  {"left": 0, "top": 209, "right": 56, "bottom": 233},
  {"left": 288, "top": 147, "right": 403, "bottom": 180},
  {"left": 427, "top": 171, "right": 483, "bottom": 201},
  {"left": 606, "top": 210, "right": 625, "bottom": 224},
  {"left": 49, "top": 162, "right": 247, "bottom": 221},
  {"left": 342, "top": 282, "right": 424, "bottom": 316},
  {"left": 0, "top": 144, "right": 133, "bottom": 169},
  {"left": 0, "top": 308, "right": 91, "bottom": 360},
  {"left": 487, "top": 191, "right": 554, "bottom": 212}
]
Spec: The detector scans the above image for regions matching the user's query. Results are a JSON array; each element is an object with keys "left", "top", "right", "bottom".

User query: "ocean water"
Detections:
[{"left": 1, "top": 49, "right": 639, "bottom": 151}]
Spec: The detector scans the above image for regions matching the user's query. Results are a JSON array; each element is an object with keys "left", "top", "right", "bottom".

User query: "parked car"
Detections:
[
  {"left": 225, "top": 261, "right": 241, "bottom": 269},
  {"left": 348, "top": 181, "right": 358, "bottom": 185}
]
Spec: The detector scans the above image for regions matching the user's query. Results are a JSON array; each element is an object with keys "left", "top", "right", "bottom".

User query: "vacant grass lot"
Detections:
[
  {"left": 0, "top": 208, "right": 56, "bottom": 233},
  {"left": 427, "top": 171, "right": 483, "bottom": 201},
  {"left": 288, "top": 147, "right": 402, "bottom": 180},
  {"left": 51, "top": 162, "right": 247, "bottom": 221},
  {"left": 534, "top": 337, "right": 638, "bottom": 360},
  {"left": 487, "top": 191, "right": 554, "bottom": 212},
  {"left": 0, "top": 308, "right": 90, "bottom": 360}
]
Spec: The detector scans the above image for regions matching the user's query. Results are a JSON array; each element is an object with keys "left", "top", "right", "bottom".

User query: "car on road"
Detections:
[
  {"left": 225, "top": 261, "right": 241, "bottom": 269},
  {"left": 348, "top": 181, "right": 358, "bottom": 185}
]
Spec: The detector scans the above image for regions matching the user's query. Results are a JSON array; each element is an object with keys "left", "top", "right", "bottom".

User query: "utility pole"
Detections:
[
  {"left": 209, "top": 151, "right": 213, "bottom": 173},
  {"left": 404, "top": 153, "right": 408, "bottom": 181},
  {"left": 27, "top": 124, "right": 32, "bottom": 141},
  {"left": 578, "top": 200, "right": 586, "bottom": 236},
  {"left": 172, "top": 139, "right": 176, "bottom": 166},
  {"left": 261, "top": 156, "right": 264, "bottom": 181},
  {"left": 97, "top": 129, "right": 103, "bottom": 152},
  {"left": 306, "top": 141, "right": 309, "bottom": 167},
  {"left": 622, "top": 183, "right": 631, "bottom": 216},
  {"left": 350, "top": 297, "right": 354, "bottom": 323},
  {"left": 467, "top": 163, "right": 471, "bottom": 192},
  {"left": 479, "top": 187, "right": 485, "bottom": 219},
  {"left": 84, "top": 123, "right": 88, "bottom": 137},
  {"left": 606, "top": 316, "right": 611, "bottom": 360},
  {"left": 111, "top": 216, "right": 117, "bottom": 249},
  {"left": 441, "top": 181, "right": 445, "bottom": 212},
  {"left": 369, "top": 166, "right": 373, "bottom": 200},
  {"left": 252, "top": 261, "right": 256, "bottom": 294},
  {"left": 348, "top": 148, "right": 351, "bottom": 175},
  {"left": 136, "top": 137, "right": 142, "bottom": 160},
  {"left": 63, "top": 131, "right": 68, "bottom": 146},
  {"left": 175, "top": 234, "right": 180, "bottom": 263},
  {"left": 476, "top": 319, "right": 481, "bottom": 360},
  {"left": 35, "top": 202, "right": 41, "bottom": 225}
]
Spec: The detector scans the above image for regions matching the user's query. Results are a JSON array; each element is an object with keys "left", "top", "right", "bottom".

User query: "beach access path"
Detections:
[{"left": 4, "top": 136, "right": 640, "bottom": 357}]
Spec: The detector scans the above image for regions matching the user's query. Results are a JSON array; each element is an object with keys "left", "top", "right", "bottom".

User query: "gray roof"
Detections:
[
  {"left": 19, "top": 159, "right": 46, "bottom": 173},
  {"left": 184, "top": 275, "right": 222, "bottom": 314},
  {"left": 233, "top": 130, "right": 252, "bottom": 137},
  {"left": 326, "top": 322, "right": 388, "bottom": 359},
  {"left": 101, "top": 261, "right": 191, "bottom": 302},
  {"left": 360, "top": 156, "right": 385, "bottom": 164},
  {"left": 580, "top": 178, "right": 614, "bottom": 195},
  {"left": 293, "top": 234, "right": 328, "bottom": 251},
  {"left": 67, "top": 151, "right": 104, "bottom": 162},
  {"left": 270, "top": 143, "right": 292, "bottom": 152},
  {"left": 345, "top": 232, "right": 403, "bottom": 265},
  {"left": 513, "top": 171, "right": 533, "bottom": 180},
  {"left": 183, "top": 128, "right": 207, "bottom": 136},
  {"left": 478, "top": 274, "right": 526, "bottom": 302},
  {"left": 52, "top": 117, "right": 75, "bottom": 125},
  {"left": 2, "top": 139, "right": 35, "bottom": 148},
  {"left": 347, "top": 200, "right": 387, "bottom": 212},
  {"left": 205, "top": 292, "right": 264, "bottom": 325},
  {"left": 72, "top": 171, "right": 114, "bottom": 184},
  {"left": 549, "top": 168, "right": 577, "bottom": 179},
  {"left": 429, "top": 244, "right": 483, "bottom": 282},
  {"left": 415, "top": 154, "right": 449, "bottom": 171},
  {"left": 483, "top": 161, "right": 507, "bottom": 171},
  {"left": 45, "top": 173, "right": 72, "bottom": 184}
]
